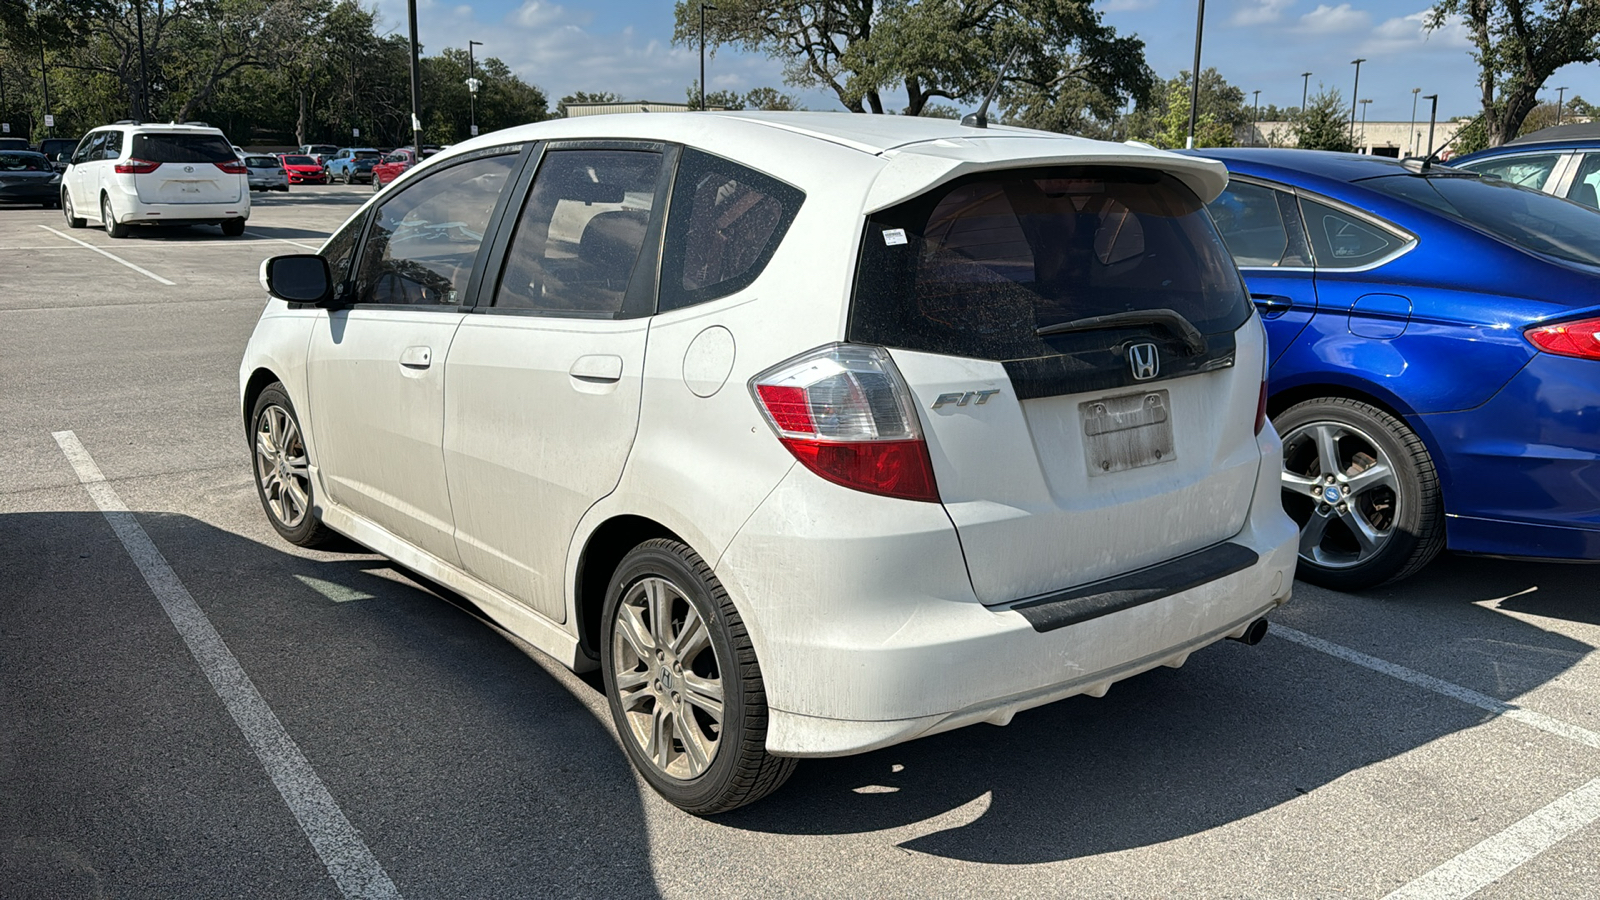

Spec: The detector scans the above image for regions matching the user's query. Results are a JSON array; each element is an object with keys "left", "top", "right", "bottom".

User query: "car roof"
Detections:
[
  {"left": 1188, "top": 147, "right": 1427, "bottom": 183},
  {"left": 419, "top": 111, "right": 1230, "bottom": 208},
  {"left": 1508, "top": 122, "right": 1600, "bottom": 145}
]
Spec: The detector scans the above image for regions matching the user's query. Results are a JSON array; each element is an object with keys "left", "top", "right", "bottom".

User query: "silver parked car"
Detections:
[{"left": 245, "top": 155, "right": 289, "bottom": 192}]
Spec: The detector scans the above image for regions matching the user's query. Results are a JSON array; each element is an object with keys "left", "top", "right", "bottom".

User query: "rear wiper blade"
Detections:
[{"left": 1035, "top": 308, "right": 1207, "bottom": 355}]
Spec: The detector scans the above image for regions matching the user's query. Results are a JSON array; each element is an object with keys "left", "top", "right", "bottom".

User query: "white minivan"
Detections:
[
  {"left": 239, "top": 113, "right": 1299, "bottom": 814},
  {"left": 62, "top": 121, "right": 249, "bottom": 237}
]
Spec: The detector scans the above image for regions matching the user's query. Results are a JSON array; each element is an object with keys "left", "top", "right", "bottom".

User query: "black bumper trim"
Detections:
[{"left": 1011, "top": 542, "right": 1260, "bottom": 633}]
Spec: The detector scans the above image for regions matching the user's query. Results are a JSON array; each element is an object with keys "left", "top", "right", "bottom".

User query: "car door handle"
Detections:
[
  {"left": 569, "top": 354, "right": 623, "bottom": 384},
  {"left": 1252, "top": 294, "right": 1293, "bottom": 319},
  {"left": 399, "top": 346, "right": 432, "bottom": 369}
]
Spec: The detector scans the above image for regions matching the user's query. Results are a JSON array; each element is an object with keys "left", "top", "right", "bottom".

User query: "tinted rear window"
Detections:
[
  {"left": 245, "top": 156, "right": 281, "bottom": 168},
  {"left": 131, "top": 133, "right": 237, "bottom": 164},
  {"left": 0, "top": 152, "right": 51, "bottom": 171},
  {"left": 1365, "top": 173, "right": 1600, "bottom": 267},
  {"left": 850, "top": 166, "right": 1251, "bottom": 363}
]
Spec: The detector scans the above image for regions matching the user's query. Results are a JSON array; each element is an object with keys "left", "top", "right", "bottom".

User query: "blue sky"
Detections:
[{"left": 374, "top": 1, "right": 1600, "bottom": 121}]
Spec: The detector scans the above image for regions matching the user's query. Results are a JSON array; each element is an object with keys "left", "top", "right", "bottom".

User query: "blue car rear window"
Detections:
[{"left": 1366, "top": 174, "right": 1600, "bottom": 267}]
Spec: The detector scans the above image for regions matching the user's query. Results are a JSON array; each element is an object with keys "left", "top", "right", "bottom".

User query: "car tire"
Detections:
[
  {"left": 276, "top": 185, "right": 289, "bottom": 192},
  {"left": 63, "top": 191, "right": 86, "bottom": 228},
  {"left": 372, "top": 176, "right": 382, "bottom": 193},
  {"left": 101, "top": 195, "right": 129, "bottom": 239},
  {"left": 1276, "top": 397, "right": 1444, "bottom": 591},
  {"left": 601, "top": 539, "right": 796, "bottom": 815},
  {"left": 249, "top": 383, "right": 340, "bottom": 548},
  {"left": 221, "top": 218, "right": 246, "bottom": 237}
]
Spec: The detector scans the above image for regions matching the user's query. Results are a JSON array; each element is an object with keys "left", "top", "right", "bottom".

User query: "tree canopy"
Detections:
[{"left": 1292, "top": 88, "right": 1356, "bottom": 153}]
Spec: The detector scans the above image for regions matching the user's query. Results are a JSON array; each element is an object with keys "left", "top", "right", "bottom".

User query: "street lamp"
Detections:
[
  {"left": 699, "top": 3, "right": 717, "bottom": 110},
  {"left": 1359, "top": 98, "right": 1372, "bottom": 152},
  {"left": 1409, "top": 87, "right": 1421, "bottom": 156},
  {"left": 1251, "top": 89, "right": 1260, "bottom": 146},
  {"left": 1423, "top": 93, "right": 1439, "bottom": 159},
  {"left": 467, "top": 39, "right": 483, "bottom": 138},
  {"left": 1556, "top": 85, "right": 1569, "bottom": 126},
  {"left": 1300, "top": 72, "right": 1312, "bottom": 114},
  {"left": 406, "top": 0, "right": 422, "bottom": 159},
  {"left": 1348, "top": 58, "right": 1366, "bottom": 145},
  {"left": 1186, "top": 0, "right": 1207, "bottom": 148}
]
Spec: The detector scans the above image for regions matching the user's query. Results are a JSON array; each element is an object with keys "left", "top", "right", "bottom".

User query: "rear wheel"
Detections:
[
  {"left": 371, "top": 176, "right": 382, "bottom": 193},
  {"left": 250, "top": 383, "right": 339, "bottom": 548},
  {"left": 601, "top": 539, "right": 796, "bottom": 815},
  {"left": 1276, "top": 397, "right": 1444, "bottom": 591},
  {"left": 63, "top": 190, "right": 85, "bottom": 228},
  {"left": 101, "top": 195, "right": 128, "bottom": 238},
  {"left": 221, "top": 218, "right": 246, "bottom": 237}
]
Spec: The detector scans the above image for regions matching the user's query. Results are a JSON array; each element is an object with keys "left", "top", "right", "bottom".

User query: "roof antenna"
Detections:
[{"left": 962, "top": 47, "right": 1020, "bottom": 129}]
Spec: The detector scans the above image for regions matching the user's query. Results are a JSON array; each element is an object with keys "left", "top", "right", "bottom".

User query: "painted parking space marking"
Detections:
[
  {"left": 38, "top": 225, "right": 177, "bottom": 286},
  {"left": 246, "top": 232, "right": 323, "bottom": 251},
  {"left": 1382, "top": 775, "right": 1600, "bottom": 900},
  {"left": 1273, "top": 625, "right": 1600, "bottom": 750},
  {"left": 52, "top": 430, "right": 401, "bottom": 900}
]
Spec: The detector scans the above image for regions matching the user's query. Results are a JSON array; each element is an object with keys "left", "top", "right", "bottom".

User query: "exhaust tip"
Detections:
[{"left": 1229, "top": 618, "right": 1270, "bottom": 646}]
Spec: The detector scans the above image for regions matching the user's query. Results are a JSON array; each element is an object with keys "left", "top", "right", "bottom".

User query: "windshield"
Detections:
[
  {"left": 131, "top": 133, "right": 237, "bottom": 164},
  {"left": 1364, "top": 173, "right": 1600, "bottom": 267},
  {"left": 39, "top": 139, "right": 77, "bottom": 157},
  {"left": 850, "top": 166, "right": 1251, "bottom": 363},
  {"left": 283, "top": 156, "right": 317, "bottom": 166},
  {"left": 0, "top": 152, "right": 51, "bottom": 171}
]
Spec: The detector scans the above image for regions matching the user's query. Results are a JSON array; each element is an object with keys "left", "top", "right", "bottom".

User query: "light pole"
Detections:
[
  {"left": 1358, "top": 98, "right": 1371, "bottom": 152},
  {"left": 1409, "top": 87, "right": 1420, "bottom": 156},
  {"left": 1556, "top": 85, "right": 1568, "bottom": 126},
  {"left": 1348, "top": 58, "right": 1365, "bottom": 145},
  {"left": 406, "top": 0, "right": 422, "bottom": 159},
  {"left": 135, "top": 0, "right": 149, "bottom": 120},
  {"left": 467, "top": 40, "right": 482, "bottom": 138},
  {"left": 1423, "top": 93, "right": 1439, "bottom": 159},
  {"left": 1251, "top": 89, "right": 1260, "bottom": 146},
  {"left": 1186, "top": 0, "right": 1206, "bottom": 148},
  {"left": 1300, "top": 72, "right": 1312, "bottom": 114},
  {"left": 699, "top": 3, "right": 717, "bottom": 110},
  {"left": 38, "top": 30, "right": 51, "bottom": 138}
]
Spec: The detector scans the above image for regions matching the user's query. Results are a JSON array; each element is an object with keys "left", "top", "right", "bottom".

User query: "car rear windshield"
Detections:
[
  {"left": 131, "top": 133, "right": 237, "bottom": 164},
  {"left": 1364, "top": 173, "right": 1600, "bottom": 267},
  {"left": 0, "top": 152, "right": 51, "bottom": 171},
  {"left": 353, "top": 151, "right": 380, "bottom": 160},
  {"left": 245, "top": 156, "right": 281, "bottom": 168},
  {"left": 850, "top": 166, "right": 1251, "bottom": 364}
]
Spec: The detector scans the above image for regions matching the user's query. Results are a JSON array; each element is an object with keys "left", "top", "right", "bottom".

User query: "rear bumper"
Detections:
[{"left": 718, "top": 430, "right": 1299, "bottom": 758}]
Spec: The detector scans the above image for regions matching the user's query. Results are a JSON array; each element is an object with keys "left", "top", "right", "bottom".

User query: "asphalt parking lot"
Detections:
[{"left": 2, "top": 184, "right": 1597, "bottom": 899}]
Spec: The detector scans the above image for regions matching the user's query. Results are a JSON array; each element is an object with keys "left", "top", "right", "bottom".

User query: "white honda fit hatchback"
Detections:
[{"left": 239, "top": 113, "right": 1299, "bottom": 813}]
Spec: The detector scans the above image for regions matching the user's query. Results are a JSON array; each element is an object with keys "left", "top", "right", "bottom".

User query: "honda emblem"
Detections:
[{"left": 1128, "top": 343, "right": 1159, "bottom": 381}]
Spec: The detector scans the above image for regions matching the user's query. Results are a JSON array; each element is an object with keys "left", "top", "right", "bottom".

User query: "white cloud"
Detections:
[
  {"left": 1101, "top": 0, "right": 1158, "bottom": 11},
  {"left": 1232, "top": 0, "right": 1294, "bottom": 26},
  {"left": 1361, "top": 10, "right": 1473, "bottom": 56},
  {"left": 1298, "top": 3, "right": 1371, "bottom": 32}
]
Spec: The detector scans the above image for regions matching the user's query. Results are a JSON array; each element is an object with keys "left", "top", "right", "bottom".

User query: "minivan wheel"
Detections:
[
  {"left": 601, "top": 539, "right": 796, "bottom": 815},
  {"left": 63, "top": 191, "right": 85, "bottom": 228},
  {"left": 1276, "top": 397, "right": 1444, "bottom": 591},
  {"left": 250, "top": 384, "right": 339, "bottom": 548},
  {"left": 101, "top": 195, "right": 129, "bottom": 238},
  {"left": 221, "top": 218, "right": 246, "bottom": 237}
]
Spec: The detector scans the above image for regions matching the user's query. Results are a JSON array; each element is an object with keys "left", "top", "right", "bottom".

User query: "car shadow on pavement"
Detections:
[
  {"left": 0, "top": 511, "right": 661, "bottom": 899},
  {"left": 716, "top": 558, "right": 1595, "bottom": 865}
]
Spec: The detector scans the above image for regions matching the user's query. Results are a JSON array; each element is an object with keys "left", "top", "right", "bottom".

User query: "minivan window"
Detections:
[
  {"left": 131, "top": 133, "right": 236, "bottom": 164},
  {"left": 1365, "top": 173, "right": 1600, "bottom": 267},
  {"left": 850, "top": 166, "right": 1251, "bottom": 368}
]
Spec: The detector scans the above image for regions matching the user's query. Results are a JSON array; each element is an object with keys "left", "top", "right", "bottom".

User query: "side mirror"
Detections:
[{"left": 261, "top": 254, "right": 334, "bottom": 305}]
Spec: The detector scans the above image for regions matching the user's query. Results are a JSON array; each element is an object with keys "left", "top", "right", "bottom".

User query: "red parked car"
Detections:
[
  {"left": 275, "top": 154, "right": 327, "bottom": 185},
  {"left": 370, "top": 149, "right": 419, "bottom": 192}
]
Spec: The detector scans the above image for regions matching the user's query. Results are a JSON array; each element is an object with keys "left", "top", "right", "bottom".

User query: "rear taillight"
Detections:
[
  {"left": 1525, "top": 316, "right": 1600, "bottom": 360},
  {"left": 215, "top": 159, "right": 247, "bottom": 175},
  {"left": 751, "top": 344, "right": 940, "bottom": 503},
  {"left": 1255, "top": 380, "right": 1269, "bottom": 435},
  {"left": 114, "top": 158, "right": 161, "bottom": 175}
]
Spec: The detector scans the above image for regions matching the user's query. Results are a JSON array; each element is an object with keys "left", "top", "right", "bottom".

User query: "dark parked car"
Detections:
[
  {"left": 0, "top": 150, "right": 63, "bottom": 207},
  {"left": 0, "top": 137, "right": 31, "bottom": 152},
  {"left": 36, "top": 137, "right": 81, "bottom": 172},
  {"left": 1193, "top": 148, "right": 1600, "bottom": 588},
  {"left": 1451, "top": 122, "right": 1600, "bottom": 210}
]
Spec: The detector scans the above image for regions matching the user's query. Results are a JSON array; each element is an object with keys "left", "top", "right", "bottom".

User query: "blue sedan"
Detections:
[{"left": 1191, "top": 148, "right": 1600, "bottom": 590}]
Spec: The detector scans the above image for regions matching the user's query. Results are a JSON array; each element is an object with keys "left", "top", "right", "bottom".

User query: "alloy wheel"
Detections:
[
  {"left": 253, "top": 404, "right": 312, "bottom": 529},
  {"left": 610, "top": 576, "right": 725, "bottom": 781},
  {"left": 1280, "top": 421, "right": 1400, "bottom": 569}
]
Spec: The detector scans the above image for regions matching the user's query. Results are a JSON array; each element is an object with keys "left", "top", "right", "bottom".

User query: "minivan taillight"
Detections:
[
  {"left": 1525, "top": 316, "right": 1600, "bottom": 360},
  {"left": 751, "top": 344, "right": 940, "bottom": 503},
  {"left": 215, "top": 159, "right": 247, "bottom": 175},
  {"left": 114, "top": 158, "right": 161, "bottom": 175}
]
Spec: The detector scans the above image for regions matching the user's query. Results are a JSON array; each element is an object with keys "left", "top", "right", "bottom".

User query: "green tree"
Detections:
[
  {"left": 1292, "top": 88, "right": 1356, "bottom": 153},
  {"left": 1429, "top": 0, "right": 1600, "bottom": 146},
  {"left": 672, "top": 0, "right": 1152, "bottom": 129},
  {"left": 685, "top": 82, "right": 804, "bottom": 110},
  {"left": 1128, "top": 68, "right": 1247, "bottom": 148}
]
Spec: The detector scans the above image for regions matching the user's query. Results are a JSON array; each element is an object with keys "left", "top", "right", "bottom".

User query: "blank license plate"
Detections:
[{"left": 1080, "top": 390, "right": 1175, "bottom": 476}]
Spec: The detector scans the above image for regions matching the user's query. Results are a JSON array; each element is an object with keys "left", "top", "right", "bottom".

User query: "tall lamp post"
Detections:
[
  {"left": 1300, "top": 71, "right": 1312, "bottom": 114},
  {"left": 1251, "top": 89, "right": 1261, "bottom": 146},
  {"left": 1348, "top": 58, "right": 1365, "bottom": 145},
  {"left": 1409, "top": 87, "right": 1421, "bottom": 156},
  {"left": 1423, "top": 93, "right": 1439, "bottom": 159},
  {"left": 467, "top": 39, "right": 482, "bottom": 138},
  {"left": 1556, "top": 85, "right": 1569, "bottom": 126},
  {"left": 135, "top": 0, "right": 150, "bottom": 120},
  {"left": 1358, "top": 98, "right": 1372, "bottom": 152},
  {"left": 1186, "top": 0, "right": 1206, "bottom": 148},
  {"left": 699, "top": 3, "right": 717, "bottom": 110}
]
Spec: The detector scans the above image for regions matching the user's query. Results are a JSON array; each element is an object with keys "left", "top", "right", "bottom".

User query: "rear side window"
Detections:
[
  {"left": 1453, "top": 153, "right": 1562, "bottom": 190},
  {"left": 1298, "top": 198, "right": 1407, "bottom": 269},
  {"left": 131, "top": 133, "right": 235, "bottom": 164},
  {"left": 1365, "top": 173, "right": 1600, "bottom": 267},
  {"left": 850, "top": 166, "right": 1250, "bottom": 368},
  {"left": 658, "top": 148, "right": 804, "bottom": 312},
  {"left": 102, "top": 131, "right": 124, "bottom": 159}
]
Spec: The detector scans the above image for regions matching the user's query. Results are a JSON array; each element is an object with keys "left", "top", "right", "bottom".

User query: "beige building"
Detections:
[
  {"left": 1239, "top": 119, "right": 1468, "bottom": 158},
  {"left": 564, "top": 101, "right": 709, "bottom": 116}
]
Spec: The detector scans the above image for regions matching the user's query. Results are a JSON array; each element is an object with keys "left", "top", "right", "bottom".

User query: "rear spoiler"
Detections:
[{"left": 864, "top": 135, "right": 1230, "bottom": 213}]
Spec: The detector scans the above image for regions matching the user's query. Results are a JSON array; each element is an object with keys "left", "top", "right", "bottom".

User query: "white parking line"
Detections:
[
  {"left": 37, "top": 225, "right": 177, "bottom": 286},
  {"left": 52, "top": 430, "right": 401, "bottom": 900},
  {"left": 1382, "top": 775, "right": 1600, "bottom": 900},
  {"left": 246, "top": 232, "right": 323, "bottom": 251}
]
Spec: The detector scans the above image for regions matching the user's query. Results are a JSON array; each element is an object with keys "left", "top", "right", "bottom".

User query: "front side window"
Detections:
[
  {"left": 1299, "top": 198, "right": 1407, "bottom": 269},
  {"left": 492, "top": 148, "right": 664, "bottom": 316},
  {"left": 351, "top": 153, "right": 517, "bottom": 307},
  {"left": 320, "top": 211, "right": 369, "bottom": 290},
  {"left": 1209, "top": 182, "right": 1292, "bottom": 267},
  {"left": 72, "top": 134, "right": 102, "bottom": 164},
  {"left": 1453, "top": 153, "right": 1562, "bottom": 190},
  {"left": 130, "top": 132, "right": 231, "bottom": 164}
]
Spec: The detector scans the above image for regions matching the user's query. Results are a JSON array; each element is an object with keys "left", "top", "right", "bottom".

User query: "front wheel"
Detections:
[
  {"left": 601, "top": 539, "right": 796, "bottom": 815},
  {"left": 63, "top": 190, "right": 86, "bottom": 228},
  {"left": 249, "top": 384, "right": 340, "bottom": 548},
  {"left": 371, "top": 176, "right": 382, "bottom": 193},
  {"left": 1276, "top": 397, "right": 1444, "bottom": 591}
]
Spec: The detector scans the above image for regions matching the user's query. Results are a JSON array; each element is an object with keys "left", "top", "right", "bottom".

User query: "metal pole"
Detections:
[
  {"left": 1300, "top": 72, "right": 1311, "bottom": 114},
  {"left": 1251, "top": 90, "right": 1260, "bottom": 146},
  {"left": 1556, "top": 86, "right": 1568, "bottom": 126},
  {"left": 407, "top": 0, "right": 422, "bottom": 160},
  {"left": 1348, "top": 58, "right": 1365, "bottom": 145},
  {"left": 1424, "top": 94, "right": 1438, "bottom": 159},
  {"left": 1409, "top": 88, "right": 1420, "bottom": 156},
  {"left": 699, "top": 4, "right": 717, "bottom": 110},
  {"left": 1359, "top": 98, "right": 1371, "bottom": 151},
  {"left": 38, "top": 29, "right": 50, "bottom": 138},
  {"left": 1186, "top": 0, "right": 1206, "bottom": 148},
  {"left": 468, "top": 40, "right": 481, "bottom": 137},
  {"left": 135, "top": 1, "right": 150, "bottom": 120}
]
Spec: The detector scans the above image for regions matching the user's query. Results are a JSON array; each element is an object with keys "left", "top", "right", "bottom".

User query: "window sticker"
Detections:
[{"left": 882, "top": 227, "right": 908, "bottom": 246}]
